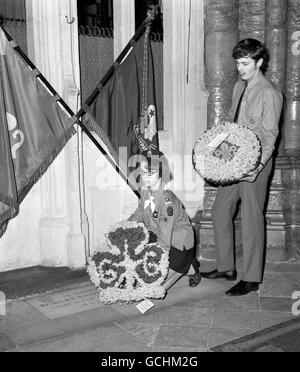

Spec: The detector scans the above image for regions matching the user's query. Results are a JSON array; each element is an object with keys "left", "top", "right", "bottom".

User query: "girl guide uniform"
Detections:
[{"left": 130, "top": 188, "right": 198, "bottom": 276}]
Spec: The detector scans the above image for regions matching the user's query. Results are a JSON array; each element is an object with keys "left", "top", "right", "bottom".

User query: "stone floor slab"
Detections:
[
  {"left": 184, "top": 292, "right": 260, "bottom": 311},
  {"left": 88, "top": 324, "right": 152, "bottom": 352},
  {"left": 15, "top": 323, "right": 148, "bottom": 352},
  {"left": 5, "top": 305, "right": 123, "bottom": 347},
  {"left": 120, "top": 306, "right": 214, "bottom": 328},
  {"left": 0, "top": 333, "right": 15, "bottom": 352},
  {"left": 261, "top": 311, "right": 296, "bottom": 328},
  {"left": 260, "top": 273, "right": 300, "bottom": 298},
  {"left": 154, "top": 325, "right": 210, "bottom": 349},
  {"left": 150, "top": 346, "right": 208, "bottom": 352},
  {"left": 106, "top": 279, "right": 224, "bottom": 319},
  {"left": 0, "top": 301, "right": 47, "bottom": 332},
  {"left": 260, "top": 297, "right": 294, "bottom": 313},
  {"left": 25, "top": 284, "right": 105, "bottom": 319},
  {"left": 212, "top": 308, "right": 262, "bottom": 331},
  {"left": 116, "top": 321, "right": 161, "bottom": 347},
  {"left": 207, "top": 328, "right": 254, "bottom": 349}
]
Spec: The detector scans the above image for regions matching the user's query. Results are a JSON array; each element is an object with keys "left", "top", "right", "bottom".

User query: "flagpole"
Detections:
[
  {"left": 0, "top": 6, "right": 158, "bottom": 200},
  {"left": 0, "top": 25, "right": 142, "bottom": 199}
]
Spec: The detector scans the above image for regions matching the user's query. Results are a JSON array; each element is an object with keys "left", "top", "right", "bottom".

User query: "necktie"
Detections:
[{"left": 234, "top": 82, "right": 247, "bottom": 123}]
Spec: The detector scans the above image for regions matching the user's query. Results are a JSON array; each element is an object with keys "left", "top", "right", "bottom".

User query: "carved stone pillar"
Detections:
[
  {"left": 205, "top": 0, "right": 238, "bottom": 128},
  {"left": 239, "top": 0, "right": 266, "bottom": 42},
  {"left": 262, "top": 0, "right": 289, "bottom": 262},
  {"left": 281, "top": 0, "right": 300, "bottom": 261},
  {"left": 265, "top": 0, "right": 287, "bottom": 92},
  {"left": 196, "top": 0, "right": 238, "bottom": 255},
  {"left": 285, "top": 0, "right": 300, "bottom": 159},
  {"left": 265, "top": 0, "right": 287, "bottom": 156},
  {"left": 162, "top": 0, "right": 209, "bottom": 216},
  {"left": 26, "top": 0, "right": 86, "bottom": 268}
]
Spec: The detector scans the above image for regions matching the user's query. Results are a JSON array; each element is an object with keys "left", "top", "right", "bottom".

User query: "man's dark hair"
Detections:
[{"left": 232, "top": 38, "right": 270, "bottom": 74}]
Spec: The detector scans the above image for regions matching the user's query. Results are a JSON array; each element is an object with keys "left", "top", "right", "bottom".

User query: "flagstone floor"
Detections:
[{"left": 0, "top": 264, "right": 298, "bottom": 352}]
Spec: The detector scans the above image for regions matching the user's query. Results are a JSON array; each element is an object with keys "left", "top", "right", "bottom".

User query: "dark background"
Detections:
[
  {"left": 78, "top": 0, "right": 163, "bottom": 32},
  {"left": 0, "top": 0, "right": 163, "bottom": 33}
]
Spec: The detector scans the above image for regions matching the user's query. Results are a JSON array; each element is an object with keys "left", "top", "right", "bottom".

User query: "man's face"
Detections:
[{"left": 235, "top": 56, "right": 263, "bottom": 81}]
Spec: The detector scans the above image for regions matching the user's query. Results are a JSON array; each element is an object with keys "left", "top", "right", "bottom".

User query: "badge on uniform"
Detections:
[{"left": 167, "top": 206, "right": 173, "bottom": 216}]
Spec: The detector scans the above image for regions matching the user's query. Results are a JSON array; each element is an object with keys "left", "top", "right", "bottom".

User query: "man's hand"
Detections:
[{"left": 240, "top": 163, "right": 264, "bottom": 183}]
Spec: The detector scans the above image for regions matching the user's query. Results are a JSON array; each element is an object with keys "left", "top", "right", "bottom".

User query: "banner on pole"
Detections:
[
  {"left": 0, "top": 26, "right": 75, "bottom": 237},
  {"left": 83, "top": 24, "right": 159, "bottom": 179}
]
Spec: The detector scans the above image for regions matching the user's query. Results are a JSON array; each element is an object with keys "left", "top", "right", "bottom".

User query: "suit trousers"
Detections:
[{"left": 212, "top": 160, "right": 272, "bottom": 283}]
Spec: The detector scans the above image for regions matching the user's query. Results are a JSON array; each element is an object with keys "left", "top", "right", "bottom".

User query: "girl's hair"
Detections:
[{"left": 232, "top": 38, "right": 270, "bottom": 74}]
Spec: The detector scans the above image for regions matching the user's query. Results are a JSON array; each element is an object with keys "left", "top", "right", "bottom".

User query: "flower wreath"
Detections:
[
  {"left": 192, "top": 122, "right": 262, "bottom": 186},
  {"left": 87, "top": 220, "right": 169, "bottom": 304}
]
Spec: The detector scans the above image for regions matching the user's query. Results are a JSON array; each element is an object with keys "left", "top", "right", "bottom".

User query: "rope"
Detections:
[
  {"left": 67, "top": 0, "right": 90, "bottom": 261},
  {"left": 141, "top": 25, "right": 150, "bottom": 118},
  {"left": 140, "top": 4, "right": 159, "bottom": 118},
  {"left": 187, "top": 0, "right": 192, "bottom": 84}
]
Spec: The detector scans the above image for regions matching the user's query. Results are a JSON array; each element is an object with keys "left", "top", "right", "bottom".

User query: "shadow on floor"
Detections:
[{"left": 211, "top": 317, "right": 300, "bottom": 352}]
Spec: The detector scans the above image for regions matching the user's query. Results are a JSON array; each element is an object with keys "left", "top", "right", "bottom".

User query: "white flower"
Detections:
[
  {"left": 193, "top": 122, "right": 261, "bottom": 185},
  {"left": 87, "top": 220, "right": 169, "bottom": 304}
]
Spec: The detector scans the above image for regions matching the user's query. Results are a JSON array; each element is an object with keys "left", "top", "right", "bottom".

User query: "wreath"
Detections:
[
  {"left": 192, "top": 122, "right": 262, "bottom": 186},
  {"left": 87, "top": 221, "right": 169, "bottom": 304}
]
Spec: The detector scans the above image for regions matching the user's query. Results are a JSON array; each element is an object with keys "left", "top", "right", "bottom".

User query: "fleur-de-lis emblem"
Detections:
[
  {"left": 7, "top": 113, "right": 25, "bottom": 160},
  {"left": 213, "top": 142, "right": 239, "bottom": 161}
]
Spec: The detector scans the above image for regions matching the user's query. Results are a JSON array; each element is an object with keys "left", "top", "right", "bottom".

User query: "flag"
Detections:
[
  {"left": 83, "top": 24, "right": 159, "bottom": 178},
  {"left": 0, "top": 26, "right": 75, "bottom": 237}
]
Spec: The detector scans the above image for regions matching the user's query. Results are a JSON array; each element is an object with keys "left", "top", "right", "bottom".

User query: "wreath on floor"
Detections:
[
  {"left": 87, "top": 221, "right": 169, "bottom": 304},
  {"left": 192, "top": 122, "right": 262, "bottom": 186}
]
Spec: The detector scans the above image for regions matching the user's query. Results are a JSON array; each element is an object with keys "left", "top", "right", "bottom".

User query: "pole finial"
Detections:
[{"left": 147, "top": 4, "right": 159, "bottom": 23}]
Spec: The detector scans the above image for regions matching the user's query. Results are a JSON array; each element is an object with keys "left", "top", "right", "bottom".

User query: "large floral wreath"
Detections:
[
  {"left": 87, "top": 221, "right": 169, "bottom": 304},
  {"left": 193, "top": 122, "right": 261, "bottom": 186}
]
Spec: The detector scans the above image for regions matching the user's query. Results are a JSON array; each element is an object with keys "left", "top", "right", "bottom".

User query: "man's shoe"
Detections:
[
  {"left": 226, "top": 280, "right": 259, "bottom": 296},
  {"left": 201, "top": 269, "right": 237, "bottom": 281}
]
